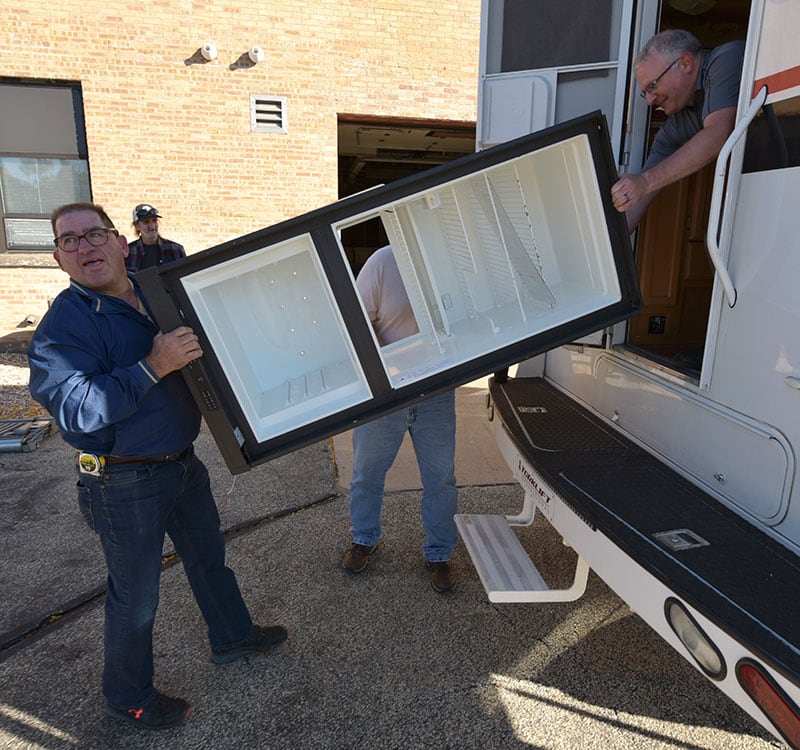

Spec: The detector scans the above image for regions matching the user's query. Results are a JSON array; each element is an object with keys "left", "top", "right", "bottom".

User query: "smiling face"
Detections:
[
  {"left": 636, "top": 51, "right": 696, "bottom": 116},
  {"left": 53, "top": 209, "right": 130, "bottom": 297}
]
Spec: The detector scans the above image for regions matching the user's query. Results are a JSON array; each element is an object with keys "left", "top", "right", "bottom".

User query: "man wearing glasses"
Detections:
[
  {"left": 611, "top": 29, "right": 745, "bottom": 232},
  {"left": 27, "top": 202, "right": 288, "bottom": 730}
]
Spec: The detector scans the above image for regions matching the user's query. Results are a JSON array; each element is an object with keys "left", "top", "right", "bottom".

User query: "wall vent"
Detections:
[{"left": 250, "top": 95, "right": 287, "bottom": 134}]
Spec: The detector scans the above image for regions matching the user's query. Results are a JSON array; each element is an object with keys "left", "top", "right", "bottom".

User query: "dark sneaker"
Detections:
[
  {"left": 211, "top": 624, "right": 289, "bottom": 664},
  {"left": 342, "top": 542, "right": 377, "bottom": 573},
  {"left": 427, "top": 561, "right": 456, "bottom": 593},
  {"left": 105, "top": 691, "right": 192, "bottom": 730}
]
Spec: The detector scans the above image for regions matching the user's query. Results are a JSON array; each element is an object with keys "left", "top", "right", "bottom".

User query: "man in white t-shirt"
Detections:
[{"left": 342, "top": 245, "right": 458, "bottom": 592}]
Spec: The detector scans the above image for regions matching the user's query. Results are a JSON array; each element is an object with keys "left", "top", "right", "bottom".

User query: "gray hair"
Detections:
[{"left": 635, "top": 29, "right": 703, "bottom": 69}]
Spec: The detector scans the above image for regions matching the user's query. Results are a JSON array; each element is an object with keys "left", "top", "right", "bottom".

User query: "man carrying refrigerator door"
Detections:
[
  {"left": 28, "top": 202, "right": 288, "bottom": 730},
  {"left": 342, "top": 244, "right": 459, "bottom": 592}
]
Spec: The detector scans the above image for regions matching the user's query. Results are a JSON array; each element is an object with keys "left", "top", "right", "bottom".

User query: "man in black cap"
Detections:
[{"left": 126, "top": 203, "right": 186, "bottom": 272}]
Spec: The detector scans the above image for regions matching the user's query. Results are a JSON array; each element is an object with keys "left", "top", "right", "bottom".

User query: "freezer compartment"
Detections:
[
  {"left": 336, "top": 134, "right": 620, "bottom": 388},
  {"left": 180, "top": 235, "right": 371, "bottom": 443}
]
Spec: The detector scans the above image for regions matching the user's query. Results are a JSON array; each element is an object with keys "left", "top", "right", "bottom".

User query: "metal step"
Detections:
[{"left": 455, "top": 512, "right": 589, "bottom": 603}]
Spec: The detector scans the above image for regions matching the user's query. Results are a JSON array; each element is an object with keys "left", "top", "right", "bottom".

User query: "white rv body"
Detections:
[{"left": 460, "top": 1, "right": 800, "bottom": 744}]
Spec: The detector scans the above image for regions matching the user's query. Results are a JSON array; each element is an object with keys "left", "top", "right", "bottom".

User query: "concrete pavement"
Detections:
[{"left": 0, "top": 384, "right": 782, "bottom": 749}]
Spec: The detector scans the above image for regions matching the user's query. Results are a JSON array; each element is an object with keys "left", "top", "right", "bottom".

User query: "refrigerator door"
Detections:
[{"left": 139, "top": 112, "right": 640, "bottom": 473}]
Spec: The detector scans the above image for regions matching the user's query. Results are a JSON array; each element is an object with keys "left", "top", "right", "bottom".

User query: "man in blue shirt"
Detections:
[
  {"left": 28, "top": 202, "right": 288, "bottom": 730},
  {"left": 611, "top": 29, "right": 745, "bottom": 232},
  {"left": 126, "top": 203, "right": 186, "bottom": 272}
]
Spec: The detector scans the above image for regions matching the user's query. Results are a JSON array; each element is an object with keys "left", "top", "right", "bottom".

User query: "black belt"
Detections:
[
  {"left": 105, "top": 450, "right": 186, "bottom": 465},
  {"left": 77, "top": 448, "right": 189, "bottom": 475}
]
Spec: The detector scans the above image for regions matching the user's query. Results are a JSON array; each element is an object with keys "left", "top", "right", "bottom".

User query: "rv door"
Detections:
[
  {"left": 478, "top": 0, "right": 643, "bottom": 345},
  {"left": 478, "top": 0, "right": 639, "bottom": 154}
]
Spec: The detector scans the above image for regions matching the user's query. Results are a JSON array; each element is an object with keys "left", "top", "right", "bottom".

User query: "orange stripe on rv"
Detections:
[{"left": 753, "top": 65, "right": 800, "bottom": 98}]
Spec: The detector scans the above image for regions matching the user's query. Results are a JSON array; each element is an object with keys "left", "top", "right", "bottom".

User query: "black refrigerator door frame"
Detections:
[{"left": 138, "top": 111, "right": 641, "bottom": 474}]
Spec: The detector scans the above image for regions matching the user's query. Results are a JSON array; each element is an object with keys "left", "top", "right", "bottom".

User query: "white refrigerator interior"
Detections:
[
  {"left": 176, "top": 132, "right": 621, "bottom": 444},
  {"left": 180, "top": 235, "right": 372, "bottom": 443},
  {"left": 337, "top": 133, "right": 621, "bottom": 387}
]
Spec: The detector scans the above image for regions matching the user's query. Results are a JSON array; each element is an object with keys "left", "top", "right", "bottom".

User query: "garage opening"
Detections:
[{"left": 338, "top": 115, "right": 475, "bottom": 275}]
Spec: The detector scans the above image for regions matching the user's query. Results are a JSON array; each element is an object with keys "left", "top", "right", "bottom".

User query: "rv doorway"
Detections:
[{"left": 624, "top": 0, "right": 752, "bottom": 377}]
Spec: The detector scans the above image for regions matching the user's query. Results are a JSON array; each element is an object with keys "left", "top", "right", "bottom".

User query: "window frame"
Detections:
[{"left": 0, "top": 81, "right": 91, "bottom": 254}]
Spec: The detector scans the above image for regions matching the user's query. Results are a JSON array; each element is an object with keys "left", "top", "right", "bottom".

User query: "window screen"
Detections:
[{"left": 500, "top": 0, "right": 613, "bottom": 72}]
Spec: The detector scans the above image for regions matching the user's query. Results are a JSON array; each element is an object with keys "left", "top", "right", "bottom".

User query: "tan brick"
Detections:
[{"left": 0, "top": 1, "right": 480, "bottom": 332}]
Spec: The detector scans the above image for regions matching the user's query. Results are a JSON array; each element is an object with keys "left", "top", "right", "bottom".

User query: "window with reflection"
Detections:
[{"left": 0, "top": 83, "right": 91, "bottom": 252}]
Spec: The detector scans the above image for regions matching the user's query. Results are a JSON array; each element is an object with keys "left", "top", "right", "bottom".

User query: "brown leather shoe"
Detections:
[
  {"left": 427, "top": 561, "right": 456, "bottom": 593},
  {"left": 342, "top": 542, "right": 377, "bottom": 573}
]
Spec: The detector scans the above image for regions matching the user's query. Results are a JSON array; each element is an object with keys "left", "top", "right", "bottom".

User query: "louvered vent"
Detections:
[{"left": 250, "top": 95, "right": 287, "bottom": 134}]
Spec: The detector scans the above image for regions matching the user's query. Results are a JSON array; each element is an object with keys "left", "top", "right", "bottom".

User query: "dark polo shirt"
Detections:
[{"left": 644, "top": 40, "right": 745, "bottom": 170}]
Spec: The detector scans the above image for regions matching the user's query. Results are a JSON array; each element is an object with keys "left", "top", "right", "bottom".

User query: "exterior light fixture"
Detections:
[
  {"left": 737, "top": 659, "right": 800, "bottom": 748},
  {"left": 664, "top": 598, "right": 725, "bottom": 680},
  {"left": 248, "top": 46, "right": 265, "bottom": 64},
  {"left": 200, "top": 43, "right": 218, "bottom": 61}
]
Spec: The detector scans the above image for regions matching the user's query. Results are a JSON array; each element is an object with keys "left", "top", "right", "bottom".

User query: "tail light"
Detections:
[
  {"left": 664, "top": 598, "right": 725, "bottom": 679},
  {"left": 737, "top": 659, "right": 800, "bottom": 748}
]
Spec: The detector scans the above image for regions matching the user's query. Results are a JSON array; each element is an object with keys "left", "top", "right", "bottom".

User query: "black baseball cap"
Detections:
[{"left": 133, "top": 204, "right": 162, "bottom": 223}]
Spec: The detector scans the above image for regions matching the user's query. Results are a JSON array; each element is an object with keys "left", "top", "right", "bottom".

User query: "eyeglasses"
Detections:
[
  {"left": 639, "top": 57, "right": 681, "bottom": 99},
  {"left": 54, "top": 227, "right": 119, "bottom": 253}
]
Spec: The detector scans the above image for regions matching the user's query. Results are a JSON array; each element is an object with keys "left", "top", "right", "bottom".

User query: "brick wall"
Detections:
[{"left": 0, "top": 0, "right": 480, "bottom": 333}]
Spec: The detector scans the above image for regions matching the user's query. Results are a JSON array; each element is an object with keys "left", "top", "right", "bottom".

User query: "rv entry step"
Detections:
[{"left": 455, "top": 512, "right": 589, "bottom": 603}]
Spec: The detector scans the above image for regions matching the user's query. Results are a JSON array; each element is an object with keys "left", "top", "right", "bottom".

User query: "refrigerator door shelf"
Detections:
[{"left": 139, "top": 112, "right": 640, "bottom": 473}]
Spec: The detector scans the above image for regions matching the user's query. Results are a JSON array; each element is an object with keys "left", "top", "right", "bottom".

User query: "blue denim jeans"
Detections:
[
  {"left": 349, "top": 390, "right": 458, "bottom": 562},
  {"left": 76, "top": 446, "right": 253, "bottom": 709}
]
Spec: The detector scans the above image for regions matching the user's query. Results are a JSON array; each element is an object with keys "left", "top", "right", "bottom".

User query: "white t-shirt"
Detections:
[{"left": 356, "top": 245, "right": 418, "bottom": 346}]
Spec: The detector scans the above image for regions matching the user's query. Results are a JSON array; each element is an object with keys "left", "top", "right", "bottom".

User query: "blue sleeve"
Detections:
[{"left": 28, "top": 296, "right": 159, "bottom": 439}]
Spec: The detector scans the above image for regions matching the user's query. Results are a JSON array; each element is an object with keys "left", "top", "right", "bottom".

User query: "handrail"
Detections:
[{"left": 706, "top": 85, "right": 767, "bottom": 307}]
